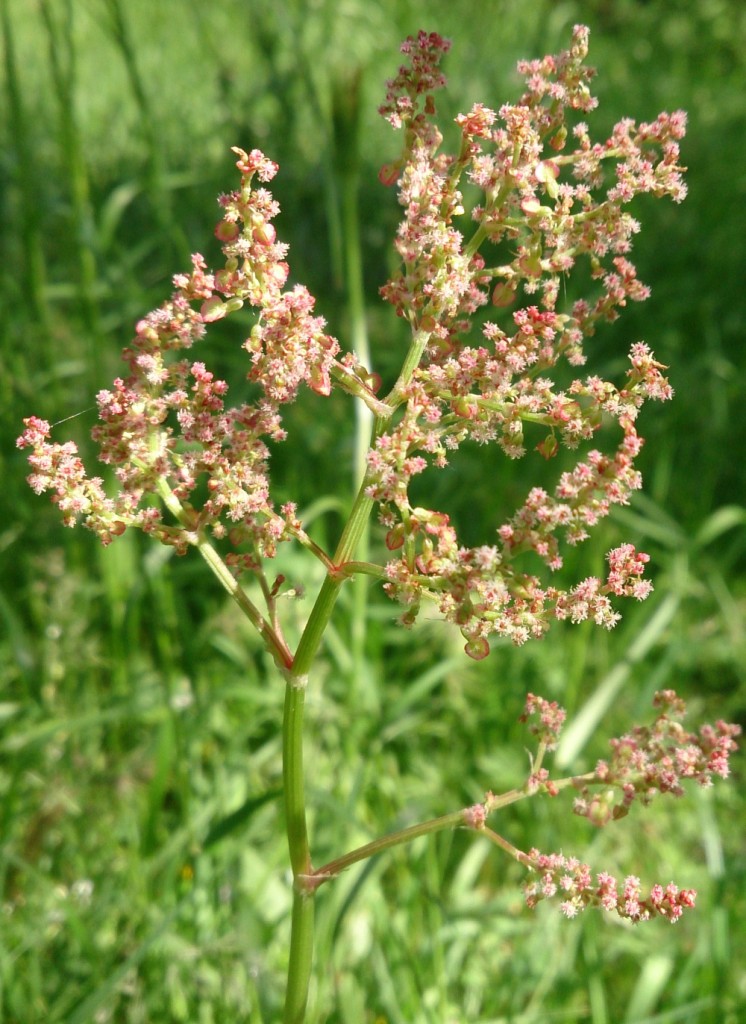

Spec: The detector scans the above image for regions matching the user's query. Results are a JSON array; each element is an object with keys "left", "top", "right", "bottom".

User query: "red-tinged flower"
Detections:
[
  {"left": 379, "top": 30, "right": 451, "bottom": 131},
  {"left": 231, "top": 146, "right": 278, "bottom": 182},
  {"left": 455, "top": 103, "right": 497, "bottom": 140},
  {"left": 215, "top": 219, "right": 241, "bottom": 243}
]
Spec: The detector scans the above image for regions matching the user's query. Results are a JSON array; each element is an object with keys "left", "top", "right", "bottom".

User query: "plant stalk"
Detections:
[
  {"left": 283, "top": 891, "right": 315, "bottom": 1024},
  {"left": 281, "top": 473, "right": 376, "bottom": 1022}
]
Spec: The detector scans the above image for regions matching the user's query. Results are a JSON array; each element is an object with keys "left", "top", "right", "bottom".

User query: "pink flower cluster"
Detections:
[
  {"left": 573, "top": 689, "right": 742, "bottom": 825},
  {"left": 18, "top": 28, "right": 688, "bottom": 663},
  {"left": 369, "top": 25, "right": 686, "bottom": 656},
  {"left": 379, "top": 30, "right": 451, "bottom": 133},
  {"left": 17, "top": 148, "right": 339, "bottom": 561},
  {"left": 494, "top": 691, "right": 738, "bottom": 923},
  {"left": 523, "top": 851, "right": 697, "bottom": 924}
]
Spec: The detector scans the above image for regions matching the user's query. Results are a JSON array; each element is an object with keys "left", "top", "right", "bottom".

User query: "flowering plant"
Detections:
[{"left": 17, "top": 25, "right": 739, "bottom": 1023}]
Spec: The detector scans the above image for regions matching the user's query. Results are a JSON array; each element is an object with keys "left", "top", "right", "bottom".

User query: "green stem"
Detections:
[
  {"left": 480, "top": 826, "right": 533, "bottom": 866},
  {"left": 386, "top": 327, "right": 432, "bottom": 408},
  {"left": 308, "top": 809, "right": 466, "bottom": 886},
  {"left": 284, "top": 891, "right": 315, "bottom": 1024},
  {"left": 307, "top": 770, "right": 596, "bottom": 889},
  {"left": 330, "top": 362, "right": 391, "bottom": 417},
  {"left": 283, "top": 677, "right": 311, "bottom": 875},
  {"left": 196, "top": 537, "right": 292, "bottom": 669},
  {"left": 149, "top": 471, "right": 293, "bottom": 669},
  {"left": 335, "top": 560, "right": 387, "bottom": 580},
  {"left": 279, "top": 309, "right": 453, "bottom": 1017},
  {"left": 147, "top": 466, "right": 363, "bottom": 1021},
  {"left": 281, "top": 472, "right": 377, "bottom": 1022}
]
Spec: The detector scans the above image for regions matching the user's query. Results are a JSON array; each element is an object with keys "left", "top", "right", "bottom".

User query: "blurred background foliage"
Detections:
[{"left": 1, "top": 0, "right": 745, "bottom": 1021}]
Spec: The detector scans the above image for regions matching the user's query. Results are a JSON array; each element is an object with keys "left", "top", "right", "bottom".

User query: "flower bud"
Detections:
[
  {"left": 246, "top": 324, "right": 263, "bottom": 353},
  {"left": 453, "top": 396, "right": 479, "bottom": 419},
  {"left": 535, "top": 160, "right": 560, "bottom": 199},
  {"left": 385, "top": 525, "right": 405, "bottom": 550},
  {"left": 585, "top": 792, "right": 615, "bottom": 827},
  {"left": 253, "top": 222, "right": 276, "bottom": 246},
  {"left": 215, "top": 269, "right": 235, "bottom": 293},
  {"left": 549, "top": 126, "right": 567, "bottom": 151},
  {"left": 201, "top": 297, "right": 227, "bottom": 322},
  {"left": 520, "top": 196, "right": 542, "bottom": 216},
  {"left": 519, "top": 251, "right": 543, "bottom": 278}
]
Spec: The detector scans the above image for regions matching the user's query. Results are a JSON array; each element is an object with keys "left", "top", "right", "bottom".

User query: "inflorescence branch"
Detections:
[{"left": 307, "top": 691, "right": 738, "bottom": 924}]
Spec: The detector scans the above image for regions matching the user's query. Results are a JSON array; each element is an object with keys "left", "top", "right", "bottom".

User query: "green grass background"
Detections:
[{"left": 1, "top": 0, "right": 745, "bottom": 1021}]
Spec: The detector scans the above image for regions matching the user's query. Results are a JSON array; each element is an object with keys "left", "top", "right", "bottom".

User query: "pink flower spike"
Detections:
[{"left": 523, "top": 849, "right": 699, "bottom": 924}]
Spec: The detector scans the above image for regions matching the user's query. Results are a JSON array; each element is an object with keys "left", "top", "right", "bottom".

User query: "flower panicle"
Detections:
[
  {"left": 17, "top": 148, "right": 341, "bottom": 568},
  {"left": 371, "top": 25, "right": 683, "bottom": 658},
  {"left": 511, "top": 689, "right": 740, "bottom": 829},
  {"left": 20, "top": 27, "right": 688, "bottom": 663}
]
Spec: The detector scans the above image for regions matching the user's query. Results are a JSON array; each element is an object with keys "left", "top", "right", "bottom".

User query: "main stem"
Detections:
[
  {"left": 281, "top": 193, "right": 433, "bottom": 1015},
  {"left": 281, "top": 363, "right": 423, "bottom": 1019},
  {"left": 281, "top": 477, "right": 375, "bottom": 1023}
]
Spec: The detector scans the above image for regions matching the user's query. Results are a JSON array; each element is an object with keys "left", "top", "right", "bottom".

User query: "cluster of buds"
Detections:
[
  {"left": 18, "top": 27, "right": 688, "bottom": 661},
  {"left": 519, "top": 692, "right": 567, "bottom": 750}
]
